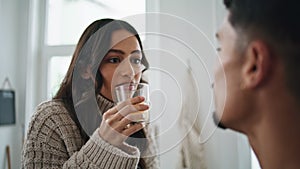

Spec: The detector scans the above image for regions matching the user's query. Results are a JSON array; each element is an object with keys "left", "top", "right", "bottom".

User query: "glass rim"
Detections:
[{"left": 114, "top": 82, "right": 149, "bottom": 89}]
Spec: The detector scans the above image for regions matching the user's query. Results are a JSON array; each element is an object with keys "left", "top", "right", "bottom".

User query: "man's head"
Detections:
[{"left": 213, "top": 0, "right": 300, "bottom": 131}]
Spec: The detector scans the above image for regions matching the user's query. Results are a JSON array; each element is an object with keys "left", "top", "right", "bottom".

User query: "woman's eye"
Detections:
[
  {"left": 130, "top": 58, "right": 142, "bottom": 65},
  {"left": 216, "top": 47, "right": 221, "bottom": 52},
  {"left": 107, "top": 57, "right": 121, "bottom": 63}
]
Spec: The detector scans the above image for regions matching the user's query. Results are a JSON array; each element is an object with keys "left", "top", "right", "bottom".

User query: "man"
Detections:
[{"left": 213, "top": 0, "right": 300, "bottom": 168}]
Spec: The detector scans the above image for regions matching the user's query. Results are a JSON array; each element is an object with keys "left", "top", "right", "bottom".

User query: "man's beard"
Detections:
[{"left": 213, "top": 111, "right": 227, "bottom": 130}]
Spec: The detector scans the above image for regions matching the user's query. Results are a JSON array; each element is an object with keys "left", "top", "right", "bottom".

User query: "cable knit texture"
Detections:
[{"left": 22, "top": 95, "right": 159, "bottom": 168}]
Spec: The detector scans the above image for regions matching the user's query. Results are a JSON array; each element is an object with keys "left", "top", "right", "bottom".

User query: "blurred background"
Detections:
[{"left": 0, "top": 0, "right": 260, "bottom": 168}]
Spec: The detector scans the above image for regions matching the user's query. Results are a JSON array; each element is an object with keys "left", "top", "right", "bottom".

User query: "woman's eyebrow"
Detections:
[
  {"left": 108, "top": 49, "right": 141, "bottom": 55},
  {"left": 108, "top": 49, "right": 125, "bottom": 55},
  {"left": 131, "top": 50, "right": 141, "bottom": 54}
]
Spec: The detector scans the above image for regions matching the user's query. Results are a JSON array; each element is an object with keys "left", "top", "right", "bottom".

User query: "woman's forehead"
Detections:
[{"left": 110, "top": 29, "right": 137, "bottom": 47}]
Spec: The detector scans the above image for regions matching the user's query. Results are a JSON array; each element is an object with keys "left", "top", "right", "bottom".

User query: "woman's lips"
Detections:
[
  {"left": 115, "top": 81, "right": 137, "bottom": 90},
  {"left": 117, "top": 81, "right": 136, "bottom": 86},
  {"left": 128, "top": 83, "right": 135, "bottom": 90}
]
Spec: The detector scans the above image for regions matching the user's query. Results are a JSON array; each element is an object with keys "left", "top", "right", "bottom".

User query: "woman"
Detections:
[{"left": 22, "top": 19, "right": 159, "bottom": 168}]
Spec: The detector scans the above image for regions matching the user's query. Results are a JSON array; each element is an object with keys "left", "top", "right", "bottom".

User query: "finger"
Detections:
[
  {"left": 105, "top": 107, "right": 118, "bottom": 116},
  {"left": 114, "top": 111, "right": 146, "bottom": 131},
  {"left": 103, "top": 104, "right": 148, "bottom": 130},
  {"left": 115, "top": 96, "right": 145, "bottom": 111},
  {"left": 130, "top": 96, "right": 145, "bottom": 105},
  {"left": 125, "top": 111, "right": 147, "bottom": 122},
  {"left": 110, "top": 105, "right": 135, "bottom": 122},
  {"left": 102, "top": 107, "right": 119, "bottom": 123},
  {"left": 122, "top": 123, "right": 145, "bottom": 136},
  {"left": 113, "top": 104, "right": 149, "bottom": 122}
]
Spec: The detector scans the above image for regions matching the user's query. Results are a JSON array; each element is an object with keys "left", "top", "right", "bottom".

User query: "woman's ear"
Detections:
[
  {"left": 81, "top": 64, "right": 93, "bottom": 79},
  {"left": 241, "top": 40, "right": 272, "bottom": 89}
]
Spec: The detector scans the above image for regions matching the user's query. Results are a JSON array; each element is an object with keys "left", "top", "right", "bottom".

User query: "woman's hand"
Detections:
[{"left": 98, "top": 96, "right": 149, "bottom": 153}]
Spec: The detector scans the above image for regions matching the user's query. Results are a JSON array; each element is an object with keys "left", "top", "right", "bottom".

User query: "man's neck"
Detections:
[{"left": 247, "top": 99, "right": 300, "bottom": 169}]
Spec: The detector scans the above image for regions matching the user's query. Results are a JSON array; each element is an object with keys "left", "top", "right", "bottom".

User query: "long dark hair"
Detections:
[{"left": 53, "top": 19, "right": 149, "bottom": 168}]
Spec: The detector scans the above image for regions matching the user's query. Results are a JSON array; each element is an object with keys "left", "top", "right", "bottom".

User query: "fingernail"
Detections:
[{"left": 139, "top": 104, "right": 149, "bottom": 109}]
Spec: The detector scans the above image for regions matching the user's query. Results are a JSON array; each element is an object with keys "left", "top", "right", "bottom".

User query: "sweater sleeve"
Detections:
[
  {"left": 22, "top": 101, "right": 140, "bottom": 169},
  {"left": 63, "top": 129, "right": 140, "bottom": 168}
]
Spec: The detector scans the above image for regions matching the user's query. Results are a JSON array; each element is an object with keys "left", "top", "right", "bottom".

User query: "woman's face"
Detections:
[{"left": 99, "top": 29, "right": 143, "bottom": 100}]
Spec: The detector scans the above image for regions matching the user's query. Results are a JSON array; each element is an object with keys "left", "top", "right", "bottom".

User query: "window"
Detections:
[
  {"left": 48, "top": 56, "right": 71, "bottom": 97},
  {"left": 251, "top": 149, "right": 261, "bottom": 169},
  {"left": 43, "top": 0, "right": 146, "bottom": 98}
]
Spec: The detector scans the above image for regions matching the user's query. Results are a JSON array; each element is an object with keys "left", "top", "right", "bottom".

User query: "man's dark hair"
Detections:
[{"left": 224, "top": 0, "right": 300, "bottom": 100}]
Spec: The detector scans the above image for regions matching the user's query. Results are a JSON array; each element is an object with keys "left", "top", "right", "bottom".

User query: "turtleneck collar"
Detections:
[
  {"left": 96, "top": 94, "right": 115, "bottom": 114},
  {"left": 75, "top": 94, "right": 115, "bottom": 136}
]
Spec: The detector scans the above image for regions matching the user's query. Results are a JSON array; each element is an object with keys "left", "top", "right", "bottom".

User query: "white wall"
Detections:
[{"left": 0, "top": 0, "right": 29, "bottom": 168}]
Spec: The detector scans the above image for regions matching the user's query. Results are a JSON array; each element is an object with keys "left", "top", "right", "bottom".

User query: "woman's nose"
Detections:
[{"left": 119, "top": 58, "right": 135, "bottom": 78}]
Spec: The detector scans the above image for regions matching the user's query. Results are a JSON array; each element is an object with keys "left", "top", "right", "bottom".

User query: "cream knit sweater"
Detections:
[{"left": 22, "top": 95, "right": 159, "bottom": 168}]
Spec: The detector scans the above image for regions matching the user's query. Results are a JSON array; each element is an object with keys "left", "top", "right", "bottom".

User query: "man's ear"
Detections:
[
  {"left": 242, "top": 41, "right": 272, "bottom": 89},
  {"left": 81, "top": 64, "right": 93, "bottom": 79}
]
